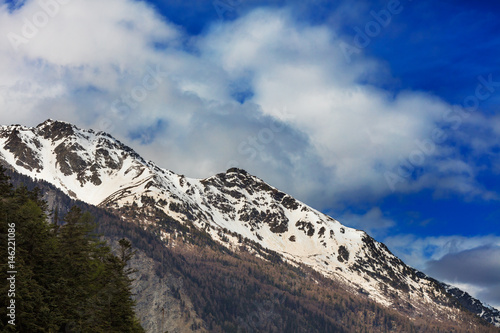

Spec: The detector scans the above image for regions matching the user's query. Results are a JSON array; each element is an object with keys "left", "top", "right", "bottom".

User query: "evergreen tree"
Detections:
[
  {"left": 0, "top": 168, "right": 144, "bottom": 332},
  {"left": 0, "top": 165, "right": 13, "bottom": 195}
]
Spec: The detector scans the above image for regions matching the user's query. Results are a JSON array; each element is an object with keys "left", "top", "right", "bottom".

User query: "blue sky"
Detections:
[{"left": 0, "top": 0, "right": 499, "bottom": 308}]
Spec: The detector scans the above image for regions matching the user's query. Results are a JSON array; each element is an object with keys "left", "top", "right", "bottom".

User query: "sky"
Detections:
[{"left": 0, "top": 0, "right": 499, "bottom": 309}]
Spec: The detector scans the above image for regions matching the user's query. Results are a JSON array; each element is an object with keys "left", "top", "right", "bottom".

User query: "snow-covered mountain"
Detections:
[{"left": 1, "top": 119, "right": 499, "bottom": 328}]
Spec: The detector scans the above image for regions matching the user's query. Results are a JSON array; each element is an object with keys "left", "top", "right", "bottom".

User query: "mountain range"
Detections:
[{"left": 1, "top": 119, "right": 499, "bottom": 332}]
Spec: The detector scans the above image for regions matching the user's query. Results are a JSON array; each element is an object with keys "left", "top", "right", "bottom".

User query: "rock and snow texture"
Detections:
[
  {"left": 442, "top": 283, "right": 500, "bottom": 328},
  {"left": 0, "top": 120, "right": 153, "bottom": 205},
  {"left": 1, "top": 119, "right": 499, "bottom": 327}
]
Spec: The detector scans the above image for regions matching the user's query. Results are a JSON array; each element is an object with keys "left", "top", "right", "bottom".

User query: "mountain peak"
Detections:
[
  {"left": 0, "top": 120, "right": 151, "bottom": 204},
  {"left": 226, "top": 167, "right": 250, "bottom": 175},
  {"left": 37, "top": 118, "right": 71, "bottom": 127},
  {"left": 36, "top": 119, "right": 77, "bottom": 141}
]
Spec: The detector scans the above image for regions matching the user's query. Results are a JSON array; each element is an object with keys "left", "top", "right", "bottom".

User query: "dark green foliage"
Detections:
[
  {"left": 0, "top": 168, "right": 144, "bottom": 332},
  {"left": 0, "top": 165, "right": 13, "bottom": 194}
]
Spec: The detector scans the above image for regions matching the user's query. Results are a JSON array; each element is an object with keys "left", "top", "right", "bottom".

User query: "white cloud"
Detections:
[
  {"left": 2, "top": 0, "right": 179, "bottom": 65},
  {"left": 199, "top": 9, "right": 500, "bottom": 205},
  {"left": 0, "top": 1, "right": 497, "bottom": 209}
]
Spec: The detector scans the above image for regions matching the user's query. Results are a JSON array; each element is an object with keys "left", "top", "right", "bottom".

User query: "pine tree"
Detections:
[{"left": 0, "top": 168, "right": 144, "bottom": 332}]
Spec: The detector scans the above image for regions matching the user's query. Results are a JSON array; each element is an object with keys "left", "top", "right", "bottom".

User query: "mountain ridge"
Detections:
[{"left": 1, "top": 119, "right": 499, "bottom": 330}]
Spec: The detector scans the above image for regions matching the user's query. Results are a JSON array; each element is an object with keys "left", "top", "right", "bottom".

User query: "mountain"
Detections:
[{"left": 1, "top": 119, "right": 499, "bottom": 332}]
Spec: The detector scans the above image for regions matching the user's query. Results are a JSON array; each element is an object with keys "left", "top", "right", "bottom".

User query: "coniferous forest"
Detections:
[{"left": 0, "top": 167, "right": 144, "bottom": 332}]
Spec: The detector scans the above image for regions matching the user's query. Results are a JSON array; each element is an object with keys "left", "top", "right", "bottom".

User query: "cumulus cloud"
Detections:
[
  {"left": 200, "top": 10, "right": 453, "bottom": 198},
  {"left": 0, "top": 0, "right": 497, "bottom": 209}
]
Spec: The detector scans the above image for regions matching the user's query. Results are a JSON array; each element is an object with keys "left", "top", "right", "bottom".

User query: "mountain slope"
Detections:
[
  {"left": 4, "top": 168, "right": 496, "bottom": 333},
  {"left": 1, "top": 119, "right": 499, "bottom": 330}
]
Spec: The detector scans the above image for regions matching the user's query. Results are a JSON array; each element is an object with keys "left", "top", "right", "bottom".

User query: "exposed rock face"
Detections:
[
  {"left": 109, "top": 240, "right": 204, "bottom": 333},
  {"left": 37, "top": 119, "right": 76, "bottom": 141},
  {"left": 3, "top": 128, "right": 43, "bottom": 171}
]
